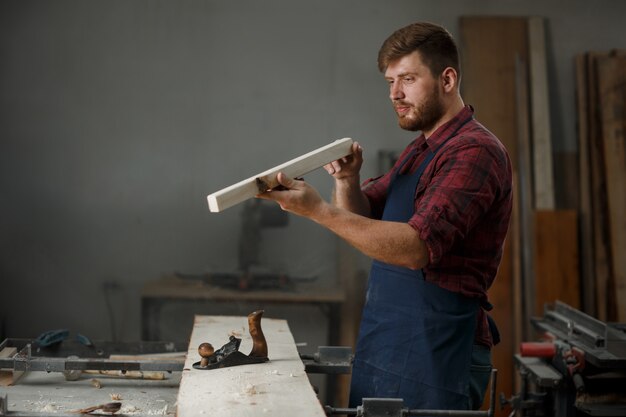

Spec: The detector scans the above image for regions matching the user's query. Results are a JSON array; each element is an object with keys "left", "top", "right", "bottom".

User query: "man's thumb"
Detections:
[{"left": 277, "top": 172, "right": 293, "bottom": 188}]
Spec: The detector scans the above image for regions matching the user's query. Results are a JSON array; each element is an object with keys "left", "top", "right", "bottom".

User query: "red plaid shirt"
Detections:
[{"left": 362, "top": 105, "right": 512, "bottom": 347}]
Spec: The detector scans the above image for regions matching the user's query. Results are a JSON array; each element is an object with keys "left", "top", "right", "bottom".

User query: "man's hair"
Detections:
[{"left": 377, "top": 22, "right": 460, "bottom": 79}]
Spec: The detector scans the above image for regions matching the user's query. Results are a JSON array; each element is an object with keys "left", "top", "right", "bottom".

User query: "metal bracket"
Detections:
[
  {"left": 532, "top": 301, "right": 626, "bottom": 368},
  {"left": 0, "top": 338, "right": 186, "bottom": 381},
  {"left": 513, "top": 354, "right": 562, "bottom": 388},
  {"left": 324, "top": 369, "right": 497, "bottom": 416},
  {"left": 301, "top": 346, "right": 353, "bottom": 374},
  {"left": 359, "top": 398, "right": 404, "bottom": 417}
]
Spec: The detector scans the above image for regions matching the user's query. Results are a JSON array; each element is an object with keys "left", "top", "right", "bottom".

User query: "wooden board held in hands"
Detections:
[{"left": 207, "top": 138, "right": 354, "bottom": 212}]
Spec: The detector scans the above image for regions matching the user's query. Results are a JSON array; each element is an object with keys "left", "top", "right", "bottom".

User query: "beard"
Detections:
[{"left": 394, "top": 85, "right": 445, "bottom": 132}]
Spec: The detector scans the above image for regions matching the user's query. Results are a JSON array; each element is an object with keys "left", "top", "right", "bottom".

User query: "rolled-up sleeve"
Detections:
[{"left": 408, "top": 140, "right": 505, "bottom": 265}]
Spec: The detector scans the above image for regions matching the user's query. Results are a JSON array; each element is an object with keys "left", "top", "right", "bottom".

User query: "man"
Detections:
[{"left": 258, "top": 21, "right": 512, "bottom": 410}]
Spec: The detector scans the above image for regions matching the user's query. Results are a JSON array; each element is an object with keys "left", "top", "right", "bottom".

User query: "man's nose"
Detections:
[{"left": 390, "top": 82, "right": 404, "bottom": 100}]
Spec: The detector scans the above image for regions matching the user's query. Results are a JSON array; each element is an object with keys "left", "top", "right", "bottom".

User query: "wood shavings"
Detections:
[
  {"left": 119, "top": 405, "right": 140, "bottom": 414},
  {"left": 244, "top": 384, "right": 257, "bottom": 395},
  {"left": 72, "top": 402, "right": 121, "bottom": 415},
  {"left": 118, "top": 403, "right": 169, "bottom": 415},
  {"left": 91, "top": 378, "right": 102, "bottom": 389},
  {"left": 228, "top": 329, "right": 243, "bottom": 338},
  {"left": 110, "top": 393, "right": 122, "bottom": 400}
]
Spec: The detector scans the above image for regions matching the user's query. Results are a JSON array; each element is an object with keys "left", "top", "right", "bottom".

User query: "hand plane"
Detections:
[{"left": 192, "top": 310, "right": 269, "bottom": 370}]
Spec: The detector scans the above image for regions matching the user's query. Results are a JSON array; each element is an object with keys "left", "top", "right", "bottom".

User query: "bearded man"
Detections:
[{"left": 259, "top": 21, "right": 512, "bottom": 411}]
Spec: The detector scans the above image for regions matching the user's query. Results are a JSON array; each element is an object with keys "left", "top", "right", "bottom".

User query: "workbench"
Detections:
[
  {"left": 177, "top": 314, "right": 327, "bottom": 416},
  {"left": 0, "top": 312, "right": 342, "bottom": 416},
  {"left": 141, "top": 275, "right": 345, "bottom": 345},
  {"left": 141, "top": 276, "right": 346, "bottom": 406},
  {"left": 0, "top": 369, "right": 180, "bottom": 415}
]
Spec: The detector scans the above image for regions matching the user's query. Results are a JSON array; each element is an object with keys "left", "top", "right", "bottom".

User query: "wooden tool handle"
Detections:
[{"left": 248, "top": 310, "right": 268, "bottom": 359}]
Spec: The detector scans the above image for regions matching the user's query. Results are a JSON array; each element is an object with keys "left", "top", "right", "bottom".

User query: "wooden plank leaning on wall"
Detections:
[
  {"left": 526, "top": 17, "right": 580, "bottom": 320},
  {"left": 596, "top": 55, "right": 626, "bottom": 322},
  {"left": 576, "top": 51, "right": 626, "bottom": 322},
  {"left": 528, "top": 17, "right": 556, "bottom": 211},
  {"left": 459, "top": 16, "right": 528, "bottom": 413},
  {"left": 575, "top": 54, "right": 597, "bottom": 317}
]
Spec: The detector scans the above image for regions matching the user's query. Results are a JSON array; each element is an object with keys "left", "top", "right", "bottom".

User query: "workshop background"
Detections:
[{"left": 1, "top": 0, "right": 625, "bottom": 413}]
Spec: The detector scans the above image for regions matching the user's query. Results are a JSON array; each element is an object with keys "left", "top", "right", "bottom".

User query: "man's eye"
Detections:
[{"left": 403, "top": 76, "right": 414, "bottom": 83}]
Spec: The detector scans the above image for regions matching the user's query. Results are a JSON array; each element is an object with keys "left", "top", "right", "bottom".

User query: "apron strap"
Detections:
[
  {"left": 487, "top": 315, "right": 500, "bottom": 346},
  {"left": 481, "top": 301, "right": 500, "bottom": 346}
]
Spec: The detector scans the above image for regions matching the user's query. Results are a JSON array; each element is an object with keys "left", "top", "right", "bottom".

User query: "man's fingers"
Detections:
[
  {"left": 276, "top": 172, "right": 294, "bottom": 188},
  {"left": 322, "top": 142, "right": 364, "bottom": 177}
]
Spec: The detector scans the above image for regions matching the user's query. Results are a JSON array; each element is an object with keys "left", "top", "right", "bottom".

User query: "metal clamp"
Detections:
[
  {"left": 301, "top": 346, "right": 353, "bottom": 374},
  {"left": 325, "top": 369, "right": 497, "bottom": 416}
]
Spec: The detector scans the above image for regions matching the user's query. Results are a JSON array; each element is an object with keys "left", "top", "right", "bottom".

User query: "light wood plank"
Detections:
[
  {"left": 207, "top": 138, "right": 354, "bottom": 212},
  {"left": 528, "top": 17, "right": 556, "bottom": 210},
  {"left": 514, "top": 54, "right": 533, "bottom": 346},
  {"left": 177, "top": 315, "right": 326, "bottom": 417}
]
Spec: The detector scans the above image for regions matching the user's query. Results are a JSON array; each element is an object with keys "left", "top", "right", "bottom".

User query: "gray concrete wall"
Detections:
[{"left": 1, "top": 0, "right": 625, "bottom": 342}]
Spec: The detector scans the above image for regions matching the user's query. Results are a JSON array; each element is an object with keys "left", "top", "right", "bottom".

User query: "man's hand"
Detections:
[
  {"left": 258, "top": 169, "right": 429, "bottom": 270},
  {"left": 256, "top": 172, "right": 327, "bottom": 219},
  {"left": 324, "top": 141, "right": 363, "bottom": 180}
]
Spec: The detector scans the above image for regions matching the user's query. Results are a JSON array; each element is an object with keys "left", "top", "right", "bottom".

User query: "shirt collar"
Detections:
[{"left": 424, "top": 105, "right": 474, "bottom": 152}]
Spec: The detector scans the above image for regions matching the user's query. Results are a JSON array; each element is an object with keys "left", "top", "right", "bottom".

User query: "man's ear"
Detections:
[{"left": 441, "top": 67, "right": 458, "bottom": 93}]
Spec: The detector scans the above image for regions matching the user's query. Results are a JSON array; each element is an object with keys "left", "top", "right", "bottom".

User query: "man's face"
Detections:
[{"left": 384, "top": 51, "right": 444, "bottom": 133}]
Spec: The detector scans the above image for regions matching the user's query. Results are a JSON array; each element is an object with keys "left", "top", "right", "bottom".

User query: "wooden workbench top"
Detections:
[
  {"left": 142, "top": 275, "right": 345, "bottom": 304},
  {"left": 177, "top": 315, "right": 326, "bottom": 416}
]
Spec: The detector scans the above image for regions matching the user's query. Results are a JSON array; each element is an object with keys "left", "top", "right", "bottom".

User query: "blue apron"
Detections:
[{"left": 349, "top": 119, "right": 478, "bottom": 410}]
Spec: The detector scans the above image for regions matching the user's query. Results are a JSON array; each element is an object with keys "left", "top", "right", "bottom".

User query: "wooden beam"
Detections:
[
  {"left": 528, "top": 17, "right": 556, "bottom": 210},
  {"left": 177, "top": 315, "right": 326, "bottom": 417},
  {"left": 207, "top": 138, "right": 354, "bottom": 212},
  {"left": 597, "top": 55, "right": 626, "bottom": 321},
  {"left": 575, "top": 53, "right": 596, "bottom": 317},
  {"left": 514, "top": 54, "right": 534, "bottom": 342},
  {"left": 586, "top": 52, "right": 612, "bottom": 321}
]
